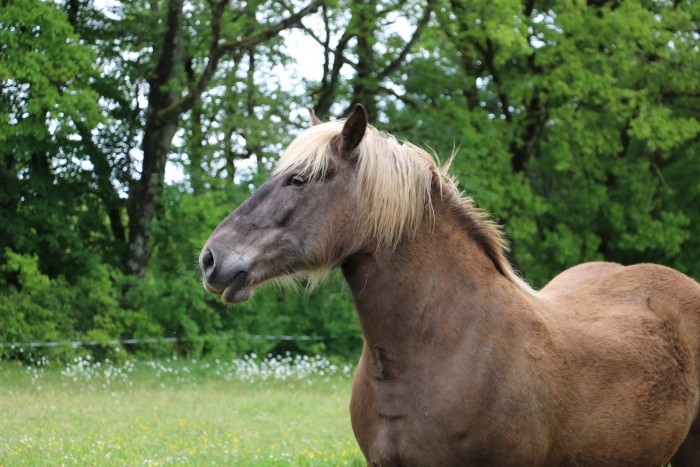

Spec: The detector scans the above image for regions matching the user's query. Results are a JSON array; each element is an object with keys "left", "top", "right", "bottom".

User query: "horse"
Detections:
[{"left": 199, "top": 104, "right": 700, "bottom": 466}]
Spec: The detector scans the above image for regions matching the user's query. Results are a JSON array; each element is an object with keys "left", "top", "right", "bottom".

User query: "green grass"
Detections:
[{"left": 0, "top": 355, "right": 364, "bottom": 466}]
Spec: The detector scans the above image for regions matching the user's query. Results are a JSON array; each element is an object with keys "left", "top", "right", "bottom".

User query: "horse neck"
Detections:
[{"left": 342, "top": 200, "right": 523, "bottom": 357}]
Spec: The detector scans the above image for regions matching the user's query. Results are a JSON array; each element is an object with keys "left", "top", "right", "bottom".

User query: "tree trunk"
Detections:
[
  {"left": 185, "top": 57, "right": 206, "bottom": 195},
  {"left": 349, "top": 1, "right": 378, "bottom": 120},
  {"left": 125, "top": 0, "right": 184, "bottom": 278}
]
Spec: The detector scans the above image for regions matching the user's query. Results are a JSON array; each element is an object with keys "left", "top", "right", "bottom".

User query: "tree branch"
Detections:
[
  {"left": 376, "top": 0, "right": 408, "bottom": 18},
  {"left": 377, "top": 0, "right": 434, "bottom": 81},
  {"left": 219, "top": 0, "right": 323, "bottom": 53},
  {"left": 378, "top": 83, "right": 419, "bottom": 108},
  {"left": 313, "top": 29, "right": 355, "bottom": 117},
  {"left": 158, "top": 0, "right": 322, "bottom": 120}
]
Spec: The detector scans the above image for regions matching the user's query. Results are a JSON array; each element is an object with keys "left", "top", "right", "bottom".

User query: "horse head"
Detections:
[{"left": 199, "top": 105, "right": 369, "bottom": 303}]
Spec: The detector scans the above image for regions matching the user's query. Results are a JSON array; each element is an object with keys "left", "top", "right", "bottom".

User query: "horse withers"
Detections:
[{"left": 199, "top": 105, "right": 700, "bottom": 466}]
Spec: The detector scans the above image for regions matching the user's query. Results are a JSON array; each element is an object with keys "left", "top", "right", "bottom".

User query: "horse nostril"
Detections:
[{"left": 201, "top": 247, "right": 215, "bottom": 278}]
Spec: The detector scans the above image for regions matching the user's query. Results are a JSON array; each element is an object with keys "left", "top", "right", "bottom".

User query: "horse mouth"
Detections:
[{"left": 221, "top": 270, "right": 254, "bottom": 304}]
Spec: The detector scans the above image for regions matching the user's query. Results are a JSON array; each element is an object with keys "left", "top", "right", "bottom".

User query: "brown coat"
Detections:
[{"left": 200, "top": 105, "right": 700, "bottom": 466}]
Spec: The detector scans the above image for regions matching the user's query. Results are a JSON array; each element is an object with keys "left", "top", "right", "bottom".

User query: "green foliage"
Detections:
[
  {"left": 390, "top": 0, "right": 700, "bottom": 286},
  {"left": 230, "top": 273, "right": 361, "bottom": 359},
  {"left": 0, "top": 0, "right": 101, "bottom": 140},
  {"left": 0, "top": 249, "right": 56, "bottom": 345},
  {"left": 0, "top": 249, "right": 154, "bottom": 361}
]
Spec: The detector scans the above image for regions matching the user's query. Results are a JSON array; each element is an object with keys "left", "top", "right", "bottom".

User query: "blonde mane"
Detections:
[{"left": 274, "top": 120, "right": 527, "bottom": 288}]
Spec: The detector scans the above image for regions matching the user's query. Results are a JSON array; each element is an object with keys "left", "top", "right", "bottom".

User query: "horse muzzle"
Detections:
[{"left": 199, "top": 246, "right": 254, "bottom": 304}]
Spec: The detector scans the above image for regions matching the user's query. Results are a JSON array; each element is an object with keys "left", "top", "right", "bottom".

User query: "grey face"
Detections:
[
  {"left": 199, "top": 155, "right": 361, "bottom": 303},
  {"left": 199, "top": 105, "right": 369, "bottom": 304}
]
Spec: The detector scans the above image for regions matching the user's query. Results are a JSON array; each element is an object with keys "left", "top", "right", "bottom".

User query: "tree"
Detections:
[
  {"left": 1, "top": 0, "right": 698, "bottom": 360},
  {"left": 308, "top": 0, "right": 434, "bottom": 121},
  {"left": 0, "top": 0, "right": 353, "bottom": 358},
  {"left": 124, "top": 0, "right": 322, "bottom": 278},
  {"left": 0, "top": 0, "right": 105, "bottom": 278},
  {"left": 394, "top": 0, "right": 700, "bottom": 285}
]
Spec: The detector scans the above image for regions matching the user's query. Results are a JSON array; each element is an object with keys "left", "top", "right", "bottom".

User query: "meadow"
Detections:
[{"left": 0, "top": 353, "right": 364, "bottom": 466}]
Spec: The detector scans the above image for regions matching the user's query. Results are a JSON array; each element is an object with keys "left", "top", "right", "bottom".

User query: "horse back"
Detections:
[
  {"left": 541, "top": 261, "right": 624, "bottom": 294},
  {"left": 542, "top": 262, "right": 700, "bottom": 330},
  {"left": 541, "top": 262, "right": 700, "bottom": 373}
]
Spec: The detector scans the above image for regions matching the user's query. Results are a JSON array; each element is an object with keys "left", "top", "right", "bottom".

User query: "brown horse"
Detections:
[{"left": 199, "top": 105, "right": 700, "bottom": 466}]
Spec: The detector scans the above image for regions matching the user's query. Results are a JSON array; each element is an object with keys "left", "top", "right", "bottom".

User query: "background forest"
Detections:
[{"left": 1, "top": 0, "right": 699, "bottom": 361}]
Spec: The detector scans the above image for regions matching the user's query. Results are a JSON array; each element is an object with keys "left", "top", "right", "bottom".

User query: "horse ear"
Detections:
[
  {"left": 308, "top": 107, "right": 322, "bottom": 126},
  {"left": 341, "top": 104, "right": 368, "bottom": 156}
]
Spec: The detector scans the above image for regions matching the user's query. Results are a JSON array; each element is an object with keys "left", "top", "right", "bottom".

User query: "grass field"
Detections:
[{"left": 0, "top": 354, "right": 364, "bottom": 466}]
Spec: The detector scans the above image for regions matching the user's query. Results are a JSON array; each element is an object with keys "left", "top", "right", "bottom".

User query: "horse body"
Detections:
[
  {"left": 199, "top": 105, "right": 700, "bottom": 465},
  {"left": 344, "top": 200, "right": 699, "bottom": 466}
]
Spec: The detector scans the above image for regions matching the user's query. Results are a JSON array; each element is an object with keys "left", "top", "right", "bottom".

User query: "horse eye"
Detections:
[{"left": 287, "top": 175, "right": 307, "bottom": 187}]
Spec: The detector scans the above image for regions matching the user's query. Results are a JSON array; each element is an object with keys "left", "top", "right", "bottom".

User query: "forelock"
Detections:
[{"left": 273, "top": 121, "right": 345, "bottom": 180}]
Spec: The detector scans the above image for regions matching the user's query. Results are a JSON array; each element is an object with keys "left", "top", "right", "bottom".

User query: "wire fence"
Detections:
[{"left": 0, "top": 334, "right": 325, "bottom": 349}]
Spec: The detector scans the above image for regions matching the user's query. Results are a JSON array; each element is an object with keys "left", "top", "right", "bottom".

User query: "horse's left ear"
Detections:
[
  {"left": 341, "top": 104, "right": 368, "bottom": 156},
  {"left": 308, "top": 107, "right": 322, "bottom": 126}
]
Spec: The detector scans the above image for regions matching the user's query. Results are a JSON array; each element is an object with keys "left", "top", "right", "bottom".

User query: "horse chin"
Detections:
[{"left": 222, "top": 283, "right": 255, "bottom": 304}]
